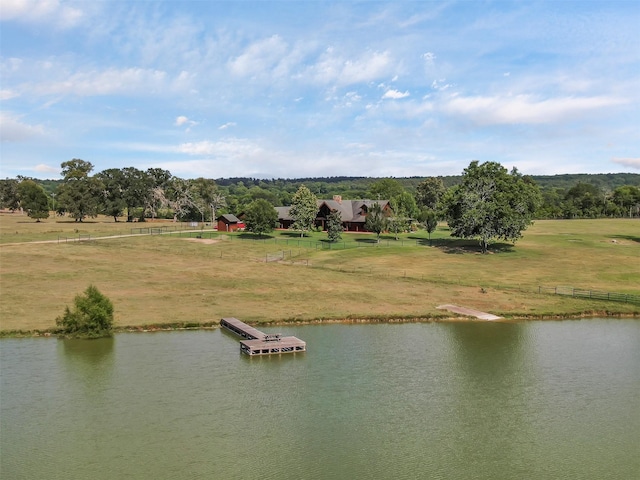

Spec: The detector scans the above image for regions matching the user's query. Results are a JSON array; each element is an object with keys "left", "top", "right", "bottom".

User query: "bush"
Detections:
[{"left": 56, "top": 285, "right": 114, "bottom": 338}]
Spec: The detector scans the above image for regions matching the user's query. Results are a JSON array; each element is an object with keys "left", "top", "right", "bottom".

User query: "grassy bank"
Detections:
[{"left": 0, "top": 214, "right": 638, "bottom": 333}]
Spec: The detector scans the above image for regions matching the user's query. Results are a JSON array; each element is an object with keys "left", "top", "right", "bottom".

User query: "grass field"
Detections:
[{"left": 0, "top": 212, "right": 638, "bottom": 332}]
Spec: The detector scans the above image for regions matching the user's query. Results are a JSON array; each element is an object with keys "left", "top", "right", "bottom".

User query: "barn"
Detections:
[{"left": 216, "top": 214, "right": 243, "bottom": 232}]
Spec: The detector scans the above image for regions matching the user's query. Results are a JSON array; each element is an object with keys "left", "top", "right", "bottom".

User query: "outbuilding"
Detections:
[{"left": 216, "top": 214, "right": 243, "bottom": 232}]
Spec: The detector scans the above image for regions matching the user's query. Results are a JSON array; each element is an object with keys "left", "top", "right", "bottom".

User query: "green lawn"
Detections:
[{"left": 1, "top": 214, "right": 638, "bottom": 333}]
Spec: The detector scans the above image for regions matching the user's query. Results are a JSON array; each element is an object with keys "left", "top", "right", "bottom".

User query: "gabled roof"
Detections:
[
  {"left": 217, "top": 214, "right": 240, "bottom": 223},
  {"left": 276, "top": 199, "right": 390, "bottom": 223}
]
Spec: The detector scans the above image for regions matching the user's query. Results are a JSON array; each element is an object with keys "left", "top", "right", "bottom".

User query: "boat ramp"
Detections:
[{"left": 220, "top": 317, "right": 306, "bottom": 356}]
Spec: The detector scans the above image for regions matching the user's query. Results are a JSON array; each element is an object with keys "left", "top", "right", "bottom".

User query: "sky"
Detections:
[{"left": 1, "top": 1, "right": 639, "bottom": 180}]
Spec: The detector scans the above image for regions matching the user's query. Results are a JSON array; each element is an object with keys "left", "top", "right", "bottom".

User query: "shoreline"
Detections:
[{"left": 1, "top": 311, "right": 638, "bottom": 338}]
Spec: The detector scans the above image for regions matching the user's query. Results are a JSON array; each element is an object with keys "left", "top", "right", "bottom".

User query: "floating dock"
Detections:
[{"left": 220, "top": 317, "right": 306, "bottom": 356}]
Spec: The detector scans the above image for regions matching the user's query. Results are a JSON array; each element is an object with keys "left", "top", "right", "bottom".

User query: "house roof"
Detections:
[
  {"left": 217, "top": 214, "right": 240, "bottom": 223},
  {"left": 276, "top": 199, "right": 390, "bottom": 223}
]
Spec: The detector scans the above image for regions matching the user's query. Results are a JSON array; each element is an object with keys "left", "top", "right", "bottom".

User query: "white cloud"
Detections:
[
  {"left": 175, "top": 116, "right": 189, "bottom": 126},
  {"left": 382, "top": 89, "right": 410, "bottom": 100},
  {"left": 422, "top": 52, "right": 436, "bottom": 65},
  {"left": 177, "top": 138, "right": 263, "bottom": 158},
  {"left": 33, "top": 67, "right": 168, "bottom": 97},
  {"left": 611, "top": 157, "right": 640, "bottom": 170},
  {"left": 307, "top": 49, "right": 394, "bottom": 86},
  {"left": 0, "top": 89, "right": 19, "bottom": 100},
  {"left": 431, "top": 79, "right": 451, "bottom": 91},
  {"left": 228, "top": 35, "right": 290, "bottom": 77},
  {"left": 0, "top": 113, "right": 46, "bottom": 141},
  {"left": 0, "top": 0, "right": 83, "bottom": 28},
  {"left": 441, "top": 94, "right": 627, "bottom": 125},
  {"left": 33, "top": 163, "right": 59, "bottom": 174},
  {"left": 218, "top": 122, "right": 236, "bottom": 130}
]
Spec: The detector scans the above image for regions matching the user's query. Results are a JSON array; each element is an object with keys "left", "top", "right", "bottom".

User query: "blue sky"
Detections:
[{"left": 1, "top": 1, "right": 639, "bottom": 180}]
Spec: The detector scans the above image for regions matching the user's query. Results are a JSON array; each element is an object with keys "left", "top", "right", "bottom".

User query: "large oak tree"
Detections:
[
  {"left": 442, "top": 161, "right": 541, "bottom": 253},
  {"left": 57, "top": 159, "right": 104, "bottom": 222},
  {"left": 17, "top": 179, "right": 50, "bottom": 221}
]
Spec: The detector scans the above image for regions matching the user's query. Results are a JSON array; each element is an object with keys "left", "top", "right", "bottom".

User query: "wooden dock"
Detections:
[{"left": 220, "top": 317, "right": 306, "bottom": 356}]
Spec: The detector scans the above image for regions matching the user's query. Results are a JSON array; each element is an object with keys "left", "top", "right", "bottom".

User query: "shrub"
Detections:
[{"left": 56, "top": 285, "right": 114, "bottom": 338}]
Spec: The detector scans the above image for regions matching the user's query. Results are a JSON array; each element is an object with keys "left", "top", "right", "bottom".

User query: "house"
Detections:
[
  {"left": 216, "top": 214, "right": 244, "bottom": 232},
  {"left": 275, "top": 195, "right": 392, "bottom": 232}
]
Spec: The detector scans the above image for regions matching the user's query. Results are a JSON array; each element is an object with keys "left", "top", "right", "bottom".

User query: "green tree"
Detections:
[
  {"left": 418, "top": 207, "right": 438, "bottom": 245},
  {"left": 56, "top": 285, "right": 114, "bottom": 338},
  {"left": 289, "top": 184, "right": 318, "bottom": 237},
  {"left": 121, "top": 167, "right": 152, "bottom": 221},
  {"left": 146, "top": 168, "right": 172, "bottom": 189},
  {"left": 57, "top": 159, "right": 104, "bottom": 222},
  {"left": 612, "top": 185, "right": 640, "bottom": 217},
  {"left": 369, "top": 178, "right": 404, "bottom": 201},
  {"left": 326, "top": 209, "right": 343, "bottom": 242},
  {"left": 165, "top": 178, "right": 196, "bottom": 222},
  {"left": 563, "top": 182, "right": 603, "bottom": 218},
  {"left": 0, "top": 179, "right": 20, "bottom": 210},
  {"left": 416, "top": 177, "right": 446, "bottom": 210},
  {"left": 364, "top": 202, "right": 388, "bottom": 243},
  {"left": 388, "top": 191, "right": 417, "bottom": 240},
  {"left": 442, "top": 161, "right": 541, "bottom": 253},
  {"left": 17, "top": 179, "right": 50, "bottom": 221},
  {"left": 192, "top": 178, "right": 226, "bottom": 222},
  {"left": 244, "top": 199, "right": 278, "bottom": 237},
  {"left": 95, "top": 168, "right": 126, "bottom": 221}
]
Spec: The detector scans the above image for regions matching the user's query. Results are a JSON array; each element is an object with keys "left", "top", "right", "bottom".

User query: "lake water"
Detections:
[{"left": 1, "top": 320, "right": 638, "bottom": 479}]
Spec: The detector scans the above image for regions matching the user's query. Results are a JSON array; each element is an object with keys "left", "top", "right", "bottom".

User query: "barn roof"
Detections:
[{"left": 217, "top": 214, "right": 240, "bottom": 223}]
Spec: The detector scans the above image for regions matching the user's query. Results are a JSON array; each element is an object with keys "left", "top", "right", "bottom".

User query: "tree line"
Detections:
[{"left": 0, "top": 159, "right": 638, "bottom": 253}]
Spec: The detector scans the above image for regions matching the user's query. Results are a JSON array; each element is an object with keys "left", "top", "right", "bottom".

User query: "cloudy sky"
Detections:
[{"left": 1, "top": 0, "right": 639, "bottom": 180}]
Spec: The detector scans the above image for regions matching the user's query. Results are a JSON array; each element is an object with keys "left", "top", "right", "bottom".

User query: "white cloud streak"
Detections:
[
  {"left": 305, "top": 48, "right": 394, "bottom": 86},
  {"left": 0, "top": 113, "right": 46, "bottom": 141},
  {"left": 611, "top": 158, "right": 640, "bottom": 170},
  {"left": 441, "top": 94, "right": 627, "bottom": 125},
  {"left": 0, "top": 0, "right": 83, "bottom": 28},
  {"left": 31, "top": 67, "right": 169, "bottom": 97},
  {"left": 382, "top": 89, "right": 410, "bottom": 99}
]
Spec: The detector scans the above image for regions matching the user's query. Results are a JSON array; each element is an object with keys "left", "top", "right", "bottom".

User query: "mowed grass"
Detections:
[
  {"left": 0, "top": 214, "right": 638, "bottom": 332},
  {"left": 0, "top": 212, "right": 194, "bottom": 244}
]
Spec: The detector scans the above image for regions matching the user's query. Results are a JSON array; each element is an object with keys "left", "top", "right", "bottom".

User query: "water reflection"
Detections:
[
  {"left": 59, "top": 337, "right": 114, "bottom": 363},
  {"left": 445, "top": 322, "right": 539, "bottom": 477},
  {"left": 58, "top": 337, "right": 115, "bottom": 395},
  {"left": 1, "top": 321, "right": 638, "bottom": 480}
]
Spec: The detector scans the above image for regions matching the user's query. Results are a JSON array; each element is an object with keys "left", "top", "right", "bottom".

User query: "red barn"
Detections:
[{"left": 216, "top": 214, "right": 243, "bottom": 232}]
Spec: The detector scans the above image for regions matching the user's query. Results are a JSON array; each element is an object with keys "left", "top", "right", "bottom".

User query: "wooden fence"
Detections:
[{"left": 539, "top": 286, "right": 640, "bottom": 305}]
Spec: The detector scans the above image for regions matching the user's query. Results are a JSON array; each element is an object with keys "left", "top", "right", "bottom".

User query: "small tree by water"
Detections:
[{"left": 56, "top": 285, "right": 114, "bottom": 338}]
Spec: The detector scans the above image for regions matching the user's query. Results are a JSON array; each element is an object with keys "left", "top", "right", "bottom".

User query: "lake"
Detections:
[{"left": 1, "top": 319, "right": 638, "bottom": 479}]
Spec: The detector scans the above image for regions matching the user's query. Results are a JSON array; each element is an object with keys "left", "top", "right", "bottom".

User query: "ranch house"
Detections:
[{"left": 275, "top": 196, "right": 392, "bottom": 232}]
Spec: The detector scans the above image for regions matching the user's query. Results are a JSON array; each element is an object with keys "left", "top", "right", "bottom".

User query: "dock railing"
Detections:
[{"left": 539, "top": 286, "right": 640, "bottom": 305}]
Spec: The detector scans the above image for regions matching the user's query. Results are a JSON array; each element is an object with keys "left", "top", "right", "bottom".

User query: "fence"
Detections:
[
  {"left": 57, "top": 234, "right": 91, "bottom": 243},
  {"left": 130, "top": 225, "right": 187, "bottom": 235},
  {"left": 539, "top": 286, "right": 640, "bottom": 305}
]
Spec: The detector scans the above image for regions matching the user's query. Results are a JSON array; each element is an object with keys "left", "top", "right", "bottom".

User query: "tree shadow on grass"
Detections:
[
  {"left": 279, "top": 231, "right": 311, "bottom": 238},
  {"left": 237, "top": 233, "right": 274, "bottom": 240},
  {"left": 55, "top": 220, "right": 101, "bottom": 224},
  {"left": 428, "top": 238, "right": 516, "bottom": 254},
  {"left": 407, "top": 235, "right": 435, "bottom": 246},
  {"left": 354, "top": 237, "right": 381, "bottom": 244},
  {"left": 611, "top": 234, "right": 640, "bottom": 243}
]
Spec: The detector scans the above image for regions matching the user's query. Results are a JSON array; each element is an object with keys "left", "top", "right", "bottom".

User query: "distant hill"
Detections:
[
  {"left": 215, "top": 173, "right": 639, "bottom": 195},
  {"left": 29, "top": 172, "right": 640, "bottom": 198}
]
